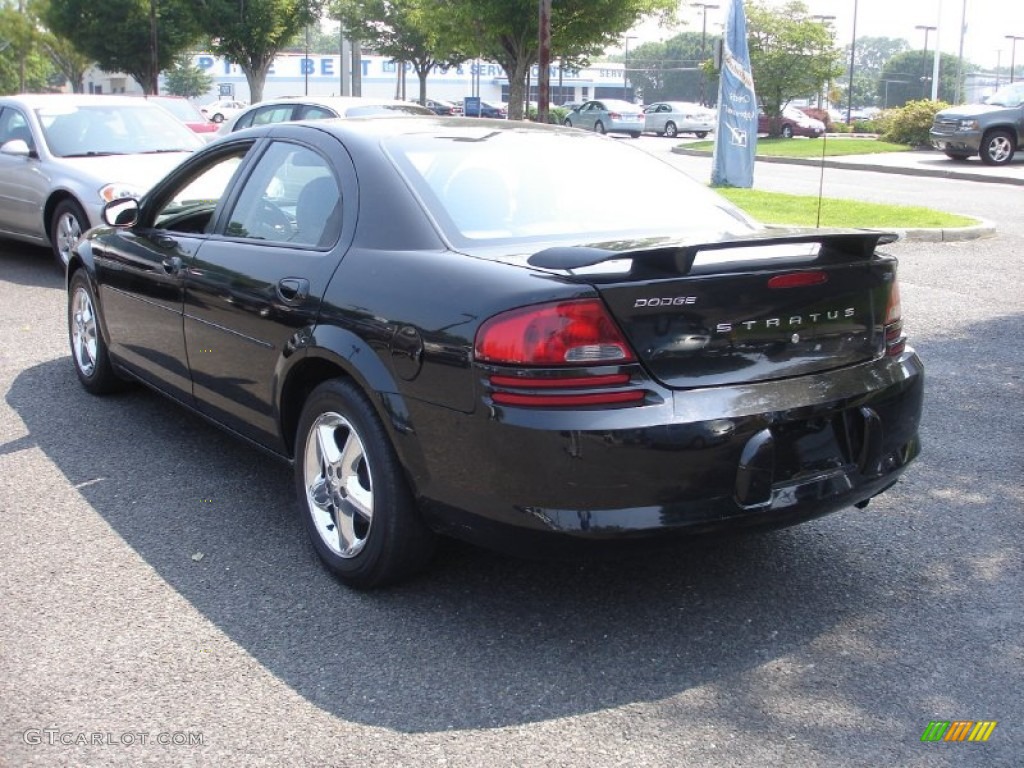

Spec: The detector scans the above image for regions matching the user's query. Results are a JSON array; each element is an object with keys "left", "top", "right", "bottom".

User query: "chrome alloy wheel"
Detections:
[
  {"left": 71, "top": 285, "right": 98, "bottom": 377},
  {"left": 303, "top": 412, "right": 374, "bottom": 558},
  {"left": 55, "top": 209, "right": 83, "bottom": 267},
  {"left": 987, "top": 135, "right": 1012, "bottom": 163}
]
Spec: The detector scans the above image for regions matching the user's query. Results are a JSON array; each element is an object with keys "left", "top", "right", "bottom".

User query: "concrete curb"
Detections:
[
  {"left": 671, "top": 146, "right": 1024, "bottom": 186},
  {"left": 763, "top": 219, "right": 997, "bottom": 243},
  {"left": 894, "top": 218, "right": 997, "bottom": 243}
]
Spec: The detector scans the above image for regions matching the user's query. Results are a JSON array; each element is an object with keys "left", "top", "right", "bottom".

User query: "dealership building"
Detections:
[{"left": 85, "top": 52, "right": 636, "bottom": 107}]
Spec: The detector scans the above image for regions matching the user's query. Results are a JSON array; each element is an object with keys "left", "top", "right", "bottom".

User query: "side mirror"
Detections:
[
  {"left": 103, "top": 198, "right": 140, "bottom": 228},
  {"left": 0, "top": 139, "right": 33, "bottom": 158}
]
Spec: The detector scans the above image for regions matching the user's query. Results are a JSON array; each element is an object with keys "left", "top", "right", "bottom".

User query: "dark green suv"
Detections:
[{"left": 929, "top": 82, "right": 1024, "bottom": 165}]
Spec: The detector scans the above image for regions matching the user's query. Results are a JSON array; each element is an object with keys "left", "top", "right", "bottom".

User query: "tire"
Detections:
[
  {"left": 294, "top": 379, "right": 435, "bottom": 588},
  {"left": 629, "top": 131, "right": 641, "bottom": 139},
  {"left": 944, "top": 150, "right": 971, "bottom": 161},
  {"left": 51, "top": 198, "right": 88, "bottom": 269},
  {"left": 594, "top": 121, "right": 606, "bottom": 135},
  {"left": 979, "top": 129, "right": 1015, "bottom": 165},
  {"left": 68, "top": 270, "right": 124, "bottom": 395},
  {"left": 211, "top": 113, "right": 225, "bottom": 123},
  {"left": 781, "top": 124, "right": 794, "bottom": 139},
  {"left": 563, "top": 118, "right": 573, "bottom": 127},
  {"left": 664, "top": 121, "right": 678, "bottom": 138},
  {"left": 695, "top": 131, "right": 708, "bottom": 139}
]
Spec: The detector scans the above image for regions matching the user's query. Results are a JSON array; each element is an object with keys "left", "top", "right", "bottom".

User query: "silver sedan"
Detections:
[
  {"left": 643, "top": 101, "right": 716, "bottom": 139},
  {"left": 0, "top": 94, "right": 203, "bottom": 266},
  {"left": 563, "top": 99, "right": 645, "bottom": 138}
]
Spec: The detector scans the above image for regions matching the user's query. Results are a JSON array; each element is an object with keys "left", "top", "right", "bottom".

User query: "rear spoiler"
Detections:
[{"left": 527, "top": 228, "right": 899, "bottom": 276}]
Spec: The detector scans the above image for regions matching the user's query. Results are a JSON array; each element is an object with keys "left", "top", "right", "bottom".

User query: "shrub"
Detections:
[
  {"left": 853, "top": 116, "right": 887, "bottom": 134},
  {"left": 527, "top": 105, "right": 569, "bottom": 124},
  {"left": 879, "top": 99, "right": 949, "bottom": 147},
  {"left": 830, "top": 121, "right": 853, "bottom": 134}
]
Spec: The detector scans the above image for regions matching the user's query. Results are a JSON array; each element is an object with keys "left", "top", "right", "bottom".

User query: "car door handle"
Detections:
[
  {"left": 154, "top": 234, "right": 178, "bottom": 249},
  {"left": 161, "top": 255, "right": 183, "bottom": 274},
  {"left": 277, "top": 277, "right": 309, "bottom": 303}
]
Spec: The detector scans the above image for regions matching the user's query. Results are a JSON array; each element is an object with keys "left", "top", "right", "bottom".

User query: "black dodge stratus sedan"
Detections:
[{"left": 68, "top": 117, "right": 923, "bottom": 588}]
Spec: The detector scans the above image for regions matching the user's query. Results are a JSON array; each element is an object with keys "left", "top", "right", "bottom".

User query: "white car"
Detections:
[
  {"left": 215, "top": 96, "right": 433, "bottom": 136},
  {"left": 0, "top": 93, "right": 204, "bottom": 266},
  {"left": 643, "top": 101, "right": 716, "bottom": 138},
  {"left": 200, "top": 99, "right": 247, "bottom": 123}
]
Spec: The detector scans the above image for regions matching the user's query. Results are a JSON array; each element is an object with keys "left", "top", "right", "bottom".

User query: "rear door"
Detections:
[
  {"left": 645, "top": 103, "right": 666, "bottom": 133},
  {"left": 575, "top": 102, "right": 598, "bottom": 130},
  {"left": 183, "top": 129, "right": 354, "bottom": 450}
]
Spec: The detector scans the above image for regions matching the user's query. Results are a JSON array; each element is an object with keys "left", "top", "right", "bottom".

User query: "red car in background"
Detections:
[
  {"left": 148, "top": 96, "right": 218, "bottom": 136},
  {"left": 757, "top": 106, "right": 825, "bottom": 138}
]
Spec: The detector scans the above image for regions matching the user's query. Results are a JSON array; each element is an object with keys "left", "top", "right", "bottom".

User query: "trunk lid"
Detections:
[{"left": 528, "top": 229, "right": 898, "bottom": 389}]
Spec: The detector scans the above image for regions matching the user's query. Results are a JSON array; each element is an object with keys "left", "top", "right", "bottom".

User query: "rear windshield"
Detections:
[{"left": 383, "top": 127, "right": 756, "bottom": 246}]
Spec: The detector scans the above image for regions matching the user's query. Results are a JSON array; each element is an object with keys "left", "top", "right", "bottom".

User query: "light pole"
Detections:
[
  {"left": 916, "top": 25, "right": 937, "bottom": 97},
  {"left": 623, "top": 35, "right": 636, "bottom": 101},
  {"left": 694, "top": 3, "right": 720, "bottom": 106},
  {"left": 1007, "top": 35, "right": 1024, "bottom": 83},
  {"left": 846, "top": 0, "right": 858, "bottom": 125},
  {"left": 149, "top": 0, "right": 158, "bottom": 95},
  {"left": 812, "top": 15, "right": 836, "bottom": 109}
]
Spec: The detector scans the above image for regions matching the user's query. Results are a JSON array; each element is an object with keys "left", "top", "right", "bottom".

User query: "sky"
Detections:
[{"left": 626, "top": 0, "right": 1024, "bottom": 70}]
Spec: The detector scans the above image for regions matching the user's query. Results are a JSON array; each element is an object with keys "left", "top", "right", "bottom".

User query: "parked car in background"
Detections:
[
  {"left": 563, "top": 99, "right": 645, "bottom": 137},
  {"left": 930, "top": 81, "right": 1024, "bottom": 165},
  {"left": 0, "top": 93, "right": 204, "bottom": 266},
  {"left": 67, "top": 117, "right": 922, "bottom": 588},
  {"left": 200, "top": 99, "right": 247, "bottom": 123},
  {"left": 458, "top": 100, "right": 507, "bottom": 118},
  {"left": 217, "top": 96, "right": 433, "bottom": 135},
  {"left": 422, "top": 98, "right": 461, "bottom": 116},
  {"left": 643, "top": 101, "right": 715, "bottom": 138},
  {"left": 758, "top": 106, "right": 825, "bottom": 138},
  {"left": 148, "top": 95, "right": 218, "bottom": 137}
]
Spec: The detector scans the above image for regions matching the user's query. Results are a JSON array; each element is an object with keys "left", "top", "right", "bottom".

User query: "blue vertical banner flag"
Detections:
[{"left": 711, "top": 0, "right": 758, "bottom": 187}]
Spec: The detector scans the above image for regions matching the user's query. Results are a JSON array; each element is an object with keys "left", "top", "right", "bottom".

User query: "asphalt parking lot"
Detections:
[{"left": 1, "top": 162, "right": 1022, "bottom": 766}]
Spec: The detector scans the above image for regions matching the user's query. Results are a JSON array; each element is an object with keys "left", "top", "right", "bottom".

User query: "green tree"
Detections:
[
  {"left": 164, "top": 54, "right": 215, "bottom": 98},
  {"left": 1, "top": 0, "right": 55, "bottom": 94},
  {"left": 432, "top": 0, "right": 677, "bottom": 121},
  {"left": 198, "top": 0, "right": 324, "bottom": 104},
  {"left": 878, "top": 50, "right": 966, "bottom": 107},
  {"left": 39, "top": 0, "right": 203, "bottom": 94},
  {"left": 38, "top": 31, "right": 93, "bottom": 93},
  {"left": 331, "top": 0, "right": 464, "bottom": 105},
  {"left": 282, "top": 20, "right": 346, "bottom": 55},
  {"left": 835, "top": 36, "right": 909, "bottom": 109},
  {"left": 628, "top": 32, "right": 720, "bottom": 105},
  {"left": 746, "top": 0, "right": 844, "bottom": 135}
]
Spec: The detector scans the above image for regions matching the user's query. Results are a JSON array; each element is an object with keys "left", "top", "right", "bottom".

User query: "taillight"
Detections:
[
  {"left": 475, "top": 299, "right": 635, "bottom": 366},
  {"left": 609, "top": 112, "right": 622, "bottom": 120},
  {"left": 884, "top": 277, "right": 905, "bottom": 357},
  {"left": 476, "top": 300, "right": 643, "bottom": 408}
]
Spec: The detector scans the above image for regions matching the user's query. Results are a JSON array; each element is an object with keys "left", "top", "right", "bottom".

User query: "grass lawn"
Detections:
[
  {"left": 686, "top": 137, "right": 911, "bottom": 157},
  {"left": 716, "top": 188, "right": 978, "bottom": 229}
]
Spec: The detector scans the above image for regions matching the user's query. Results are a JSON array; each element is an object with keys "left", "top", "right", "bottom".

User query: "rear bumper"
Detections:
[{"left": 403, "top": 350, "right": 924, "bottom": 553}]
